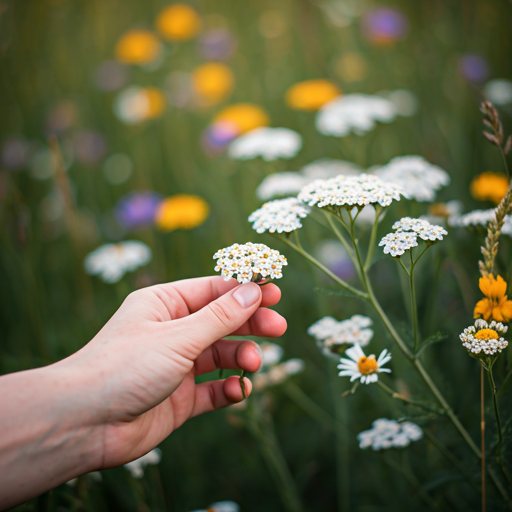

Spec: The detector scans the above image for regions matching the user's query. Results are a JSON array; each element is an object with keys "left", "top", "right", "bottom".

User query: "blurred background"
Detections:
[{"left": 1, "top": 0, "right": 512, "bottom": 510}]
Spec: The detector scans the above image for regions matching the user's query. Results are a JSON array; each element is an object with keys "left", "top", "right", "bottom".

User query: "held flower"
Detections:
[
  {"left": 213, "top": 242, "right": 287, "bottom": 284},
  {"left": 248, "top": 197, "right": 310, "bottom": 234},
  {"left": 474, "top": 274, "right": 512, "bottom": 322},
  {"left": 337, "top": 345, "right": 391, "bottom": 384},
  {"left": 460, "top": 319, "right": 508, "bottom": 357}
]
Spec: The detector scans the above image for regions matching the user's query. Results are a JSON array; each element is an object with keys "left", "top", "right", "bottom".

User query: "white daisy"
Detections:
[
  {"left": 392, "top": 217, "right": 448, "bottom": 242},
  {"left": 357, "top": 418, "right": 423, "bottom": 451},
  {"left": 298, "top": 173, "right": 404, "bottom": 209},
  {"left": 378, "top": 231, "right": 418, "bottom": 257},
  {"left": 372, "top": 156, "right": 450, "bottom": 202},
  {"left": 316, "top": 94, "right": 397, "bottom": 137},
  {"left": 84, "top": 240, "right": 152, "bottom": 283},
  {"left": 460, "top": 319, "right": 508, "bottom": 357},
  {"left": 227, "top": 127, "right": 302, "bottom": 161},
  {"left": 213, "top": 242, "right": 287, "bottom": 284},
  {"left": 337, "top": 344, "right": 391, "bottom": 384},
  {"left": 124, "top": 449, "right": 161, "bottom": 478},
  {"left": 248, "top": 197, "right": 310, "bottom": 234},
  {"left": 256, "top": 172, "right": 308, "bottom": 201}
]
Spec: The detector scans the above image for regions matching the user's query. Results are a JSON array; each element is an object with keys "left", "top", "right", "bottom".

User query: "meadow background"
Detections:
[{"left": 1, "top": 0, "right": 512, "bottom": 510}]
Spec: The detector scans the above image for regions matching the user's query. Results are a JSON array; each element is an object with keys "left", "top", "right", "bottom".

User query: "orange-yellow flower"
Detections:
[
  {"left": 285, "top": 79, "right": 341, "bottom": 111},
  {"left": 474, "top": 274, "right": 512, "bottom": 322},
  {"left": 192, "top": 63, "right": 234, "bottom": 104},
  {"left": 115, "top": 30, "right": 161, "bottom": 65},
  {"left": 213, "top": 103, "right": 270, "bottom": 135},
  {"left": 156, "top": 4, "right": 201, "bottom": 41},
  {"left": 470, "top": 172, "right": 509, "bottom": 205},
  {"left": 155, "top": 195, "right": 210, "bottom": 231}
]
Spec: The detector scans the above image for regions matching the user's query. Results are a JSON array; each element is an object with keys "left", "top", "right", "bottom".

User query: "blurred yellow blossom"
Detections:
[
  {"left": 474, "top": 274, "right": 512, "bottom": 322},
  {"left": 470, "top": 171, "right": 509, "bottom": 204},
  {"left": 114, "top": 87, "right": 166, "bottom": 124},
  {"left": 285, "top": 79, "right": 341, "bottom": 111},
  {"left": 115, "top": 30, "right": 161, "bottom": 65},
  {"left": 156, "top": 4, "right": 201, "bottom": 41},
  {"left": 335, "top": 53, "right": 368, "bottom": 83},
  {"left": 192, "top": 62, "right": 234, "bottom": 103},
  {"left": 155, "top": 194, "right": 210, "bottom": 231},
  {"left": 213, "top": 103, "right": 269, "bottom": 134}
]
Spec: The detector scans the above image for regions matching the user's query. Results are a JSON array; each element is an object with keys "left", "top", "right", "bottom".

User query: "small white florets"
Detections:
[
  {"left": 357, "top": 419, "right": 423, "bottom": 451},
  {"left": 378, "top": 231, "right": 418, "bottom": 257},
  {"left": 213, "top": 242, "right": 287, "bottom": 284},
  {"left": 459, "top": 319, "right": 508, "bottom": 357},
  {"left": 248, "top": 198, "right": 310, "bottom": 234}
]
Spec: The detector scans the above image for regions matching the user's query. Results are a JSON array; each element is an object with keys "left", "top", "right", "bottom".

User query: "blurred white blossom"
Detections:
[
  {"left": 124, "top": 449, "right": 161, "bottom": 478},
  {"left": 301, "top": 158, "right": 362, "bottom": 180},
  {"left": 256, "top": 172, "right": 308, "bottom": 201},
  {"left": 228, "top": 127, "right": 302, "bottom": 161},
  {"left": 84, "top": 240, "right": 152, "bottom": 283},
  {"left": 357, "top": 419, "right": 423, "bottom": 450},
  {"left": 483, "top": 79, "right": 512, "bottom": 105},
  {"left": 190, "top": 501, "right": 240, "bottom": 512},
  {"left": 316, "top": 94, "right": 397, "bottom": 137}
]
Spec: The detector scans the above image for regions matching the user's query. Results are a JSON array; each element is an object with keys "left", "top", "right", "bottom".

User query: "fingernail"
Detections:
[{"left": 233, "top": 283, "right": 261, "bottom": 308}]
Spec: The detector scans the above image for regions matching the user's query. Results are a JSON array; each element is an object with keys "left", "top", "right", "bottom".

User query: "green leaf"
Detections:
[{"left": 415, "top": 332, "right": 448, "bottom": 357}]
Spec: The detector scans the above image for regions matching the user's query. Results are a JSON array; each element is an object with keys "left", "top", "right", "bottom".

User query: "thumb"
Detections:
[{"left": 171, "top": 282, "right": 262, "bottom": 358}]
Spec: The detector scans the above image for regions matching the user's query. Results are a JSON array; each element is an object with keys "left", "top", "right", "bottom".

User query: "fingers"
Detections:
[
  {"left": 190, "top": 376, "right": 252, "bottom": 418},
  {"left": 193, "top": 339, "right": 262, "bottom": 376},
  {"left": 170, "top": 282, "right": 264, "bottom": 358},
  {"left": 147, "top": 276, "right": 281, "bottom": 320},
  {"left": 230, "top": 307, "right": 287, "bottom": 337}
]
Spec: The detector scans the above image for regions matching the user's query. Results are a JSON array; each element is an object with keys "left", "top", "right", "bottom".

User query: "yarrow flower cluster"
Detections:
[
  {"left": 84, "top": 240, "right": 152, "bottom": 283},
  {"left": 449, "top": 208, "right": 512, "bottom": 236},
  {"left": 256, "top": 172, "right": 308, "bottom": 201},
  {"left": 357, "top": 419, "right": 423, "bottom": 451},
  {"left": 213, "top": 242, "right": 287, "bottom": 284},
  {"left": 460, "top": 319, "right": 508, "bottom": 357},
  {"left": 338, "top": 345, "right": 391, "bottom": 384},
  {"left": 316, "top": 94, "right": 397, "bottom": 137},
  {"left": 392, "top": 217, "right": 448, "bottom": 242},
  {"left": 253, "top": 342, "right": 305, "bottom": 391},
  {"left": 308, "top": 315, "right": 373, "bottom": 357},
  {"left": 228, "top": 127, "right": 302, "bottom": 161},
  {"left": 373, "top": 156, "right": 450, "bottom": 202},
  {"left": 248, "top": 198, "right": 310, "bottom": 234},
  {"left": 378, "top": 231, "right": 418, "bottom": 257},
  {"left": 298, "top": 173, "right": 404, "bottom": 209}
]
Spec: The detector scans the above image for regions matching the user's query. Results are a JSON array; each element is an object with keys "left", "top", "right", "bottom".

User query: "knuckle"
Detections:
[{"left": 207, "top": 301, "right": 235, "bottom": 330}]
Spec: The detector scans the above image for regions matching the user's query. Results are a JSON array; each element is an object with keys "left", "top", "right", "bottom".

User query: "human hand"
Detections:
[{"left": 65, "top": 276, "right": 286, "bottom": 470}]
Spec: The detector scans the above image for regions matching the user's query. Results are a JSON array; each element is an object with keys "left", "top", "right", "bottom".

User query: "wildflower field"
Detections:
[{"left": 2, "top": 0, "right": 512, "bottom": 510}]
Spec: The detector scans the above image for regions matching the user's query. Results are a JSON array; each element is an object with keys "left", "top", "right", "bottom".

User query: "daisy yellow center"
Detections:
[
  {"left": 474, "top": 329, "right": 499, "bottom": 341},
  {"left": 357, "top": 356, "right": 378, "bottom": 375}
]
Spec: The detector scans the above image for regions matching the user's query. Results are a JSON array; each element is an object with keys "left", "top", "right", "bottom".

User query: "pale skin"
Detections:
[{"left": 0, "top": 277, "right": 287, "bottom": 510}]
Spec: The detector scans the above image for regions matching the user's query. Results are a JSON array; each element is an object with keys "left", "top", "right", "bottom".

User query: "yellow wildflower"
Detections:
[
  {"left": 470, "top": 172, "right": 509, "bottom": 205},
  {"left": 192, "top": 63, "right": 234, "bottom": 104},
  {"left": 213, "top": 103, "right": 270, "bottom": 135},
  {"left": 144, "top": 88, "right": 166, "bottom": 119},
  {"left": 156, "top": 4, "right": 201, "bottom": 41},
  {"left": 115, "top": 30, "right": 161, "bottom": 65},
  {"left": 155, "top": 195, "right": 210, "bottom": 231},
  {"left": 474, "top": 274, "right": 512, "bottom": 322},
  {"left": 285, "top": 79, "right": 341, "bottom": 111}
]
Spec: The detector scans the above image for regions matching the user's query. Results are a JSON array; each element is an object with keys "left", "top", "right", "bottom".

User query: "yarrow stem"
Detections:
[
  {"left": 376, "top": 379, "right": 441, "bottom": 414},
  {"left": 409, "top": 250, "right": 420, "bottom": 353},
  {"left": 486, "top": 361, "right": 503, "bottom": 449},
  {"left": 275, "top": 234, "right": 368, "bottom": 300},
  {"left": 364, "top": 205, "right": 383, "bottom": 271}
]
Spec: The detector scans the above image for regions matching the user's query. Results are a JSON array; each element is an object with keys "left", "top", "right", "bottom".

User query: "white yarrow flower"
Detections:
[
  {"left": 84, "top": 240, "right": 152, "bottom": 283},
  {"left": 248, "top": 198, "right": 310, "bottom": 234},
  {"left": 298, "top": 173, "right": 404, "bottom": 209},
  {"left": 316, "top": 94, "right": 397, "bottom": 137},
  {"left": 337, "top": 345, "right": 391, "bottom": 384},
  {"left": 373, "top": 156, "right": 450, "bottom": 202},
  {"left": 256, "top": 172, "right": 308, "bottom": 201},
  {"left": 449, "top": 208, "right": 512, "bottom": 236},
  {"left": 300, "top": 158, "right": 363, "bottom": 180},
  {"left": 124, "top": 449, "right": 161, "bottom": 478},
  {"left": 213, "top": 242, "right": 287, "bottom": 284},
  {"left": 460, "top": 319, "right": 508, "bottom": 357},
  {"left": 392, "top": 217, "right": 448, "bottom": 241},
  {"left": 357, "top": 419, "right": 423, "bottom": 451},
  {"left": 228, "top": 127, "right": 302, "bottom": 161},
  {"left": 379, "top": 231, "right": 418, "bottom": 257}
]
